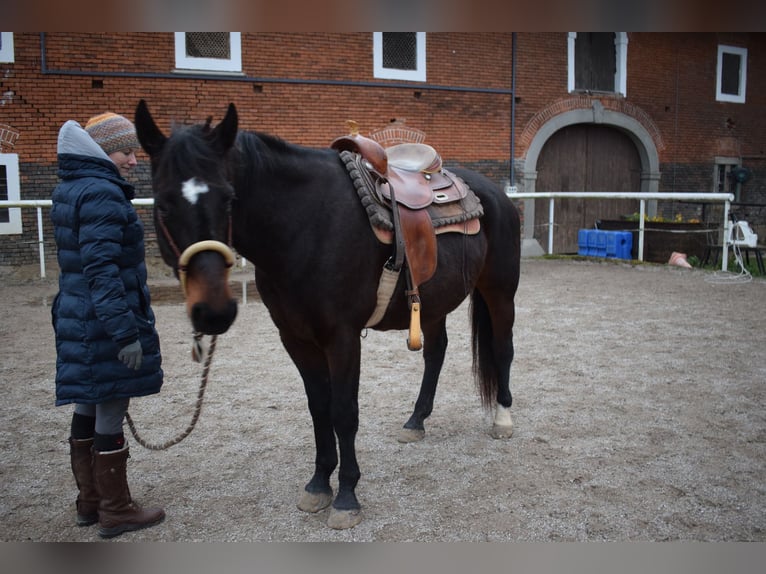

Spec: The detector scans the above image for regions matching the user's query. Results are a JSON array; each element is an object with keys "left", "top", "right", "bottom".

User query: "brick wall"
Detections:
[
  {"left": 1, "top": 33, "right": 518, "bottom": 267},
  {"left": 2, "top": 32, "right": 764, "bottom": 267}
]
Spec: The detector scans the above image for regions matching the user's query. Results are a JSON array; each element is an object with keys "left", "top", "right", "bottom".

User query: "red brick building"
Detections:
[{"left": 1, "top": 32, "right": 764, "bottom": 266}]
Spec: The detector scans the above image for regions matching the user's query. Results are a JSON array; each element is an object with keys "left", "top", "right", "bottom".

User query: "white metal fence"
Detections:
[
  {"left": 0, "top": 199, "right": 153, "bottom": 278},
  {"left": 508, "top": 191, "right": 735, "bottom": 271},
  {"left": 1, "top": 192, "right": 735, "bottom": 278}
]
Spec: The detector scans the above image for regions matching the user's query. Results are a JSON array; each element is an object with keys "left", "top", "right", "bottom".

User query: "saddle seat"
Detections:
[{"left": 386, "top": 143, "right": 442, "bottom": 174}]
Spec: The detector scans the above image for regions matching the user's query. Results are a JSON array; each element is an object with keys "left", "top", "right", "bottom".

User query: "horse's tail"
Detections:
[{"left": 470, "top": 288, "right": 497, "bottom": 410}]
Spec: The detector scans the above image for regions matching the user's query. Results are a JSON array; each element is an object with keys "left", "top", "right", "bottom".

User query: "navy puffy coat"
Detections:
[{"left": 51, "top": 120, "right": 163, "bottom": 406}]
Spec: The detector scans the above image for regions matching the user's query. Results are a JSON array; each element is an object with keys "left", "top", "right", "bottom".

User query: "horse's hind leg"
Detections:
[
  {"left": 471, "top": 285, "right": 515, "bottom": 438},
  {"left": 489, "top": 326, "right": 514, "bottom": 439},
  {"left": 476, "top": 287, "right": 516, "bottom": 439},
  {"left": 398, "top": 317, "right": 448, "bottom": 443}
]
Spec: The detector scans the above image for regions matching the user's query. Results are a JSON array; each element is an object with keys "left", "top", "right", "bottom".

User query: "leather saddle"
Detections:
[{"left": 331, "top": 123, "right": 483, "bottom": 350}]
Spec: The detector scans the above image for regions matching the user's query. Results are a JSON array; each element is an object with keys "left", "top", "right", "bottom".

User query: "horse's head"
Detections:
[{"left": 135, "top": 99, "right": 238, "bottom": 335}]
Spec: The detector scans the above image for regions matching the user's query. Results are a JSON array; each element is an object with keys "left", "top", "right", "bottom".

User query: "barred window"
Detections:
[
  {"left": 175, "top": 32, "right": 242, "bottom": 73},
  {"left": 373, "top": 32, "right": 426, "bottom": 82},
  {"left": 382, "top": 33, "right": 417, "bottom": 70},
  {"left": 185, "top": 33, "right": 231, "bottom": 59}
]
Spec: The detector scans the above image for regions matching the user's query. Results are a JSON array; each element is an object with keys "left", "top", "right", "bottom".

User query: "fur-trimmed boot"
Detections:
[
  {"left": 92, "top": 445, "right": 165, "bottom": 538},
  {"left": 69, "top": 437, "right": 99, "bottom": 526}
]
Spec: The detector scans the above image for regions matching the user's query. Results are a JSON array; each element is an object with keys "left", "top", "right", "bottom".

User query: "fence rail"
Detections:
[
  {"left": 1, "top": 192, "right": 736, "bottom": 277},
  {"left": 0, "top": 199, "right": 153, "bottom": 278},
  {"left": 508, "top": 191, "right": 735, "bottom": 271}
]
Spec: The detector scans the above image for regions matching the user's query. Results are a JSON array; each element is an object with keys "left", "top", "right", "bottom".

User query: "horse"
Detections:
[{"left": 134, "top": 100, "right": 521, "bottom": 530}]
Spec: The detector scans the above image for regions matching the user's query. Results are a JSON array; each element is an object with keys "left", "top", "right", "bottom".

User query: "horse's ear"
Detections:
[
  {"left": 211, "top": 103, "right": 238, "bottom": 154},
  {"left": 135, "top": 99, "right": 167, "bottom": 157}
]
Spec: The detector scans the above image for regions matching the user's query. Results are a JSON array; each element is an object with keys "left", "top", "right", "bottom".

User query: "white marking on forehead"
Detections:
[{"left": 181, "top": 178, "right": 209, "bottom": 205}]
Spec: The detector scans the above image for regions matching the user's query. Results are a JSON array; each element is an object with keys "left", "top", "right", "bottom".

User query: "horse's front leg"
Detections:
[
  {"left": 324, "top": 331, "right": 363, "bottom": 529},
  {"left": 398, "top": 317, "right": 448, "bottom": 443},
  {"left": 279, "top": 333, "right": 336, "bottom": 514}
]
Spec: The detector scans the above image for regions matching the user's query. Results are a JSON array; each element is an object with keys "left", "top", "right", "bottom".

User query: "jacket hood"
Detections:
[
  {"left": 57, "top": 120, "right": 113, "bottom": 160},
  {"left": 56, "top": 120, "right": 135, "bottom": 198}
]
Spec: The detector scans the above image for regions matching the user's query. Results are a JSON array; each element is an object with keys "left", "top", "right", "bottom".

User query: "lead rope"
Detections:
[{"left": 125, "top": 332, "right": 218, "bottom": 450}]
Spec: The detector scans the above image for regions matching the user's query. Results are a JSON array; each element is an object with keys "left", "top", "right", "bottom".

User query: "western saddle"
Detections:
[{"left": 331, "top": 121, "right": 482, "bottom": 350}]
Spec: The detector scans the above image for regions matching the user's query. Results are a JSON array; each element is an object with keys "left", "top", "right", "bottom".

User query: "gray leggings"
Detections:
[{"left": 74, "top": 398, "right": 130, "bottom": 435}]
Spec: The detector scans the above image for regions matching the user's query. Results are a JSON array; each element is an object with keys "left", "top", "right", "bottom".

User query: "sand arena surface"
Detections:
[{"left": 1, "top": 257, "right": 764, "bottom": 541}]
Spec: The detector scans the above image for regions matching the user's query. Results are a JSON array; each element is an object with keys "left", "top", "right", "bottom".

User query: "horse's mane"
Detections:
[
  {"left": 234, "top": 129, "right": 329, "bottom": 186},
  {"left": 159, "top": 119, "right": 332, "bottom": 200}
]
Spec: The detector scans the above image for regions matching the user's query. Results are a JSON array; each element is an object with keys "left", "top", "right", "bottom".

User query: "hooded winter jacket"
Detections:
[{"left": 51, "top": 120, "right": 163, "bottom": 406}]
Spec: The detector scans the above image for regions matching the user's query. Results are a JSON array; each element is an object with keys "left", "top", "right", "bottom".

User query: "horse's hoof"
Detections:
[
  {"left": 489, "top": 424, "right": 513, "bottom": 439},
  {"left": 327, "top": 507, "right": 363, "bottom": 530},
  {"left": 297, "top": 490, "right": 333, "bottom": 513},
  {"left": 397, "top": 427, "right": 426, "bottom": 443}
]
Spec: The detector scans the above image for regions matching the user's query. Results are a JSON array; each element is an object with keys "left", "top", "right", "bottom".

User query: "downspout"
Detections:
[{"left": 510, "top": 32, "right": 516, "bottom": 187}]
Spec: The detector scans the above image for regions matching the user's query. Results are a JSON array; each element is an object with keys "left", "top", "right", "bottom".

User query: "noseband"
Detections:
[{"left": 156, "top": 214, "right": 235, "bottom": 296}]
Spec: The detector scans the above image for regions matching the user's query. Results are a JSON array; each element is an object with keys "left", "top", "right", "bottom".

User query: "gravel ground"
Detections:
[{"left": 1, "top": 256, "right": 765, "bottom": 543}]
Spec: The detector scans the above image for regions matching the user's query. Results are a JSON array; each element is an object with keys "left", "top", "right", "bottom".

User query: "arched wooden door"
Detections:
[{"left": 534, "top": 124, "right": 642, "bottom": 253}]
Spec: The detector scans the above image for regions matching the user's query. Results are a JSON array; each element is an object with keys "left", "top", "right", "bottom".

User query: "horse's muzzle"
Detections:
[{"left": 190, "top": 299, "right": 238, "bottom": 335}]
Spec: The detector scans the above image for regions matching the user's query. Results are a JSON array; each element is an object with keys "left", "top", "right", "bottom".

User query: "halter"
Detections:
[{"left": 156, "top": 213, "right": 235, "bottom": 296}]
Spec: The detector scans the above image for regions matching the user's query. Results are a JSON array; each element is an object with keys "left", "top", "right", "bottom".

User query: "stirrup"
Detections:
[{"left": 406, "top": 295, "right": 423, "bottom": 351}]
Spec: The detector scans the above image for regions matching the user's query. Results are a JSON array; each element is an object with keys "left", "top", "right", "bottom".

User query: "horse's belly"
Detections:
[{"left": 371, "top": 232, "right": 485, "bottom": 331}]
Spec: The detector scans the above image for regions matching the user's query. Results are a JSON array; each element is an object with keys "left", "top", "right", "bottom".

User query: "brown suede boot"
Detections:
[
  {"left": 69, "top": 437, "right": 99, "bottom": 526},
  {"left": 93, "top": 445, "right": 165, "bottom": 538}
]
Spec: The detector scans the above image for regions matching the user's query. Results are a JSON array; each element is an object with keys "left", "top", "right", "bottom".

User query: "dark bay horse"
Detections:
[{"left": 134, "top": 100, "right": 520, "bottom": 530}]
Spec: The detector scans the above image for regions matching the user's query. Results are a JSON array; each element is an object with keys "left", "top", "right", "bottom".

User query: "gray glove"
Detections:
[{"left": 118, "top": 340, "right": 143, "bottom": 370}]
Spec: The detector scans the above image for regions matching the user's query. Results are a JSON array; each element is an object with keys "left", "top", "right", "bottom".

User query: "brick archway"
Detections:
[{"left": 519, "top": 99, "right": 662, "bottom": 255}]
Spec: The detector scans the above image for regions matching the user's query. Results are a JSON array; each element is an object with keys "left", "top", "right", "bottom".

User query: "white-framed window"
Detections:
[
  {"left": 716, "top": 45, "right": 747, "bottom": 103},
  {"left": 0, "top": 32, "right": 14, "bottom": 63},
  {"left": 175, "top": 32, "right": 242, "bottom": 73},
  {"left": 713, "top": 157, "right": 740, "bottom": 195},
  {"left": 373, "top": 32, "right": 426, "bottom": 82},
  {"left": 0, "top": 154, "right": 22, "bottom": 235},
  {"left": 568, "top": 32, "right": 628, "bottom": 97}
]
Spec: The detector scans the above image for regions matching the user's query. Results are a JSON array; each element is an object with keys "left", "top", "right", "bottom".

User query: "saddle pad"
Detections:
[{"left": 340, "top": 150, "right": 484, "bottom": 235}]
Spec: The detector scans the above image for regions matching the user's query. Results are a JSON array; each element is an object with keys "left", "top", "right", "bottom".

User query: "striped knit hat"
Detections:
[{"left": 84, "top": 112, "right": 139, "bottom": 155}]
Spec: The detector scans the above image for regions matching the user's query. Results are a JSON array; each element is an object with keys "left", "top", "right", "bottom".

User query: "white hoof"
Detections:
[
  {"left": 490, "top": 405, "right": 513, "bottom": 439},
  {"left": 489, "top": 423, "right": 514, "bottom": 439}
]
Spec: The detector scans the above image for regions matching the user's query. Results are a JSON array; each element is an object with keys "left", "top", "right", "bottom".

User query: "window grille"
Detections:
[
  {"left": 185, "top": 33, "right": 231, "bottom": 60},
  {"left": 382, "top": 33, "right": 417, "bottom": 71}
]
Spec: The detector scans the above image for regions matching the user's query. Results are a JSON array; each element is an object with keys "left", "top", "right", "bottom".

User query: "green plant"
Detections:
[{"left": 623, "top": 212, "right": 701, "bottom": 224}]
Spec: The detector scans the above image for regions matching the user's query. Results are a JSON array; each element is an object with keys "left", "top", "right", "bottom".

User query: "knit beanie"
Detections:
[{"left": 84, "top": 112, "right": 140, "bottom": 155}]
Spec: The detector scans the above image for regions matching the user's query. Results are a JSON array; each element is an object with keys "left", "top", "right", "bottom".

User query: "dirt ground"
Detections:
[{"left": 1, "top": 256, "right": 765, "bottom": 542}]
